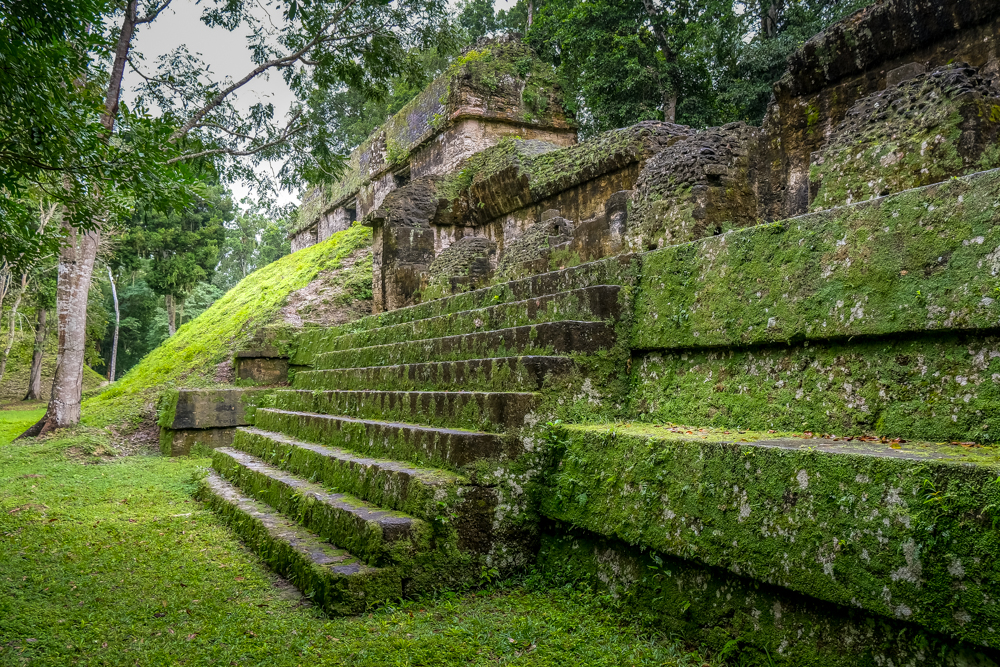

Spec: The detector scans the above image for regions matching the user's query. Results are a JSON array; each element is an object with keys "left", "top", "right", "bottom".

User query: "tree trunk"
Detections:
[
  {"left": 0, "top": 278, "right": 26, "bottom": 384},
  {"left": 527, "top": 0, "right": 533, "bottom": 28},
  {"left": 640, "top": 0, "right": 678, "bottom": 123},
  {"left": 166, "top": 294, "right": 176, "bottom": 335},
  {"left": 19, "top": 226, "right": 101, "bottom": 438},
  {"left": 107, "top": 266, "right": 120, "bottom": 382},
  {"left": 663, "top": 90, "right": 677, "bottom": 123},
  {"left": 24, "top": 308, "right": 48, "bottom": 401},
  {"left": 761, "top": 0, "right": 784, "bottom": 39},
  {"left": 18, "top": 1, "right": 136, "bottom": 439}
]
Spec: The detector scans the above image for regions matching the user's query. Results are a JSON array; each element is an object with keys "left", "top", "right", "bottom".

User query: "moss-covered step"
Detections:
[
  {"left": 631, "top": 332, "right": 1000, "bottom": 444},
  {"left": 212, "top": 447, "right": 428, "bottom": 567},
  {"left": 291, "top": 254, "right": 638, "bottom": 364},
  {"left": 252, "top": 408, "right": 515, "bottom": 471},
  {"left": 312, "top": 321, "right": 615, "bottom": 371},
  {"left": 543, "top": 423, "right": 1000, "bottom": 649},
  {"left": 293, "top": 356, "right": 576, "bottom": 393},
  {"left": 538, "top": 528, "right": 998, "bottom": 667},
  {"left": 633, "top": 169, "right": 1000, "bottom": 351},
  {"left": 231, "top": 427, "right": 486, "bottom": 524},
  {"left": 197, "top": 472, "right": 401, "bottom": 615},
  {"left": 313, "top": 285, "right": 624, "bottom": 355},
  {"left": 272, "top": 389, "right": 537, "bottom": 432}
]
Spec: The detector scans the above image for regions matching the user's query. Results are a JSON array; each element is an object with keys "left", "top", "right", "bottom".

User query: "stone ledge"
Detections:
[
  {"left": 634, "top": 169, "right": 1000, "bottom": 351},
  {"left": 543, "top": 423, "right": 1000, "bottom": 648}
]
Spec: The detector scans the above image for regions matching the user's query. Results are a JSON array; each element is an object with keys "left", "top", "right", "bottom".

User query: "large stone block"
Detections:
[
  {"left": 810, "top": 63, "right": 1000, "bottom": 210},
  {"left": 633, "top": 169, "right": 1000, "bottom": 352},
  {"left": 157, "top": 388, "right": 277, "bottom": 456},
  {"left": 544, "top": 424, "right": 1000, "bottom": 649}
]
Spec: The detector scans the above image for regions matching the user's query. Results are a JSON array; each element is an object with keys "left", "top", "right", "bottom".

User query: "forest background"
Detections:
[{"left": 0, "top": 0, "right": 872, "bottom": 405}]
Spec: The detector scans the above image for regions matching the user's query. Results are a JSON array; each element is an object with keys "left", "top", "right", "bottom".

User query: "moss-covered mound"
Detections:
[{"left": 81, "top": 224, "right": 373, "bottom": 428}]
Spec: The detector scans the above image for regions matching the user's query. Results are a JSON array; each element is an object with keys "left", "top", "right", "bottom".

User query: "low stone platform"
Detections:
[{"left": 542, "top": 423, "right": 1000, "bottom": 657}]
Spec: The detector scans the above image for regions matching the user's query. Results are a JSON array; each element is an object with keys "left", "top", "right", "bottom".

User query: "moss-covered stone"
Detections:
[
  {"left": 538, "top": 527, "right": 997, "bottom": 666},
  {"left": 543, "top": 423, "right": 1000, "bottom": 648},
  {"left": 810, "top": 64, "right": 1000, "bottom": 210},
  {"left": 626, "top": 122, "right": 759, "bottom": 251},
  {"left": 291, "top": 39, "right": 575, "bottom": 237},
  {"left": 633, "top": 169, "right": 1000, "bottom": 352}
]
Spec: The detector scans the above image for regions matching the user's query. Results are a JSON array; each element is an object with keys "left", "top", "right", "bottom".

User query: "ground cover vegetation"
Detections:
[{"left": 0, "top": 408, "right": 710, "bottom": 666}]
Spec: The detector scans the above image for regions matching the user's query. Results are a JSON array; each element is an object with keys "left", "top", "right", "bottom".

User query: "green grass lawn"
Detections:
[{"left": 0, "top": 409, "right": 708, "bottom": 666}]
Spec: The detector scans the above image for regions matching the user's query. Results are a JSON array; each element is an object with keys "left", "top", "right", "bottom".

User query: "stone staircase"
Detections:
[{"left": 197, "top": 255, "right": 636, "bottom": 615}]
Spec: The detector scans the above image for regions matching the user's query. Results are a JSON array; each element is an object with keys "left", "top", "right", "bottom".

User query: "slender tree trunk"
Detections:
[
  {"left": 107, "top": 266, "right": 120, "bottom": 382},
  {"left": 19, "top": 226, "right": 101, "bottom": 437},
  {"left": 166, "top": 294, "right": 176, "bottom": 335},
  {"left": 19, "top": 1, "right": 137, "bottom": 438},
  {"left": 641, "top": 0, "right": 677, "bottom": 122},
  {"left": 0, "top": 277, "right": 26, "bottom": 384},
  {"left": 24, "top": 308, "right": 48, "bottom": 400},
  {"left": 527, "top": 0, "right": 533, "bottom": 28}
]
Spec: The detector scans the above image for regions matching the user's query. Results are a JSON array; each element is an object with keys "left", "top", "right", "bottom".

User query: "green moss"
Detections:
[
  {"left": 543, "top": 424, "right": 1000, "bottom": 647},
  {"left": 634, "top": 169, "right": 1000, "bottom": 351},
  {"left": 82, "top": 224, "right": 372, "bottom": 429}
]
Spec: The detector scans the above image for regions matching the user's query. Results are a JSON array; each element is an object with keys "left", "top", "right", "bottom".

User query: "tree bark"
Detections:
[
  {"left": 0, "top": 276, "right": 26, "bottom": 384},
  {"left": 166, "top": 294, "right": 176, "bottom": 335},
  {"left": 20, "top": 226, "right": 101, "bottom": 437},
  {"left": 527, "top": 0, "right": 533, "bottom": 28},
  {"left": 107, "top": 266, "right": 120, "bottom": 382},
  {"left": 641, "top": 0, "right": 678, "bottom": 122},
  {"left": 19, "top": 1, "right": 136, "bottom": 438},
  {"left": 24, "top": 308, "right": 48, "bottom": 401}
]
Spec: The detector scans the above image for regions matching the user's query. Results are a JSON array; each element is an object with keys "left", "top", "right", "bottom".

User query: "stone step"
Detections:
[
  {"left": 312, "top": 285, "right": 623, "bottom": 356},
  {"left": 312, "top": 321, "right": 615, "bottom": 371},
  {"left": 292, "top": 254, "right": 637, "bottom": 364},
  {"left": 252, "top": 408, "right": 513, "bottom": 471},
  {"left": 272, "top": 389, "right": 537, "bottom": 432},
  {"left": 212, "top": 447, "right": 428, "bottom": 567},
  {"left": 294, "top": 356, "right": 576, "bottom": 393},
  {"left": 545, "top": 423, "right": 1000, "bottom": 649},
  {"left": 232, "top": 428, "right": 498, "bottom": 549},
  {"left": 197, "top": 472, "right": 401, "bottom": 615}
]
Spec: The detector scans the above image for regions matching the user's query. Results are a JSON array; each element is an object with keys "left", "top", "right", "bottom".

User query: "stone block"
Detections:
[
  {"left": 544, "top": 424, "right": 1000, "bottom": 649},
  {"left": 886, "top": 61, "right": 927, "bottom": 87},
  {"left": 809, "top": 63, "right": 1000, "bottom": 210},
  {"left": 633, "top": 169, "right": 1000, "bottom": 352},
  {"left": 234, "top": 356, "right": 290, "bottom": 385},
  {"left": 157, "top": 388, "right": 277, "bottom": 456},
  {"left": 160, "top": 426, "right": 236, "bottom": 457}
]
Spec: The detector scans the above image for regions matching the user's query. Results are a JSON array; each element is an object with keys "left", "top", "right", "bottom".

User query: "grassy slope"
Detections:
[
  {"left": 82, "top": 224, "right": 373, "bottom": 428},
  {"left": 0, "top": 410, "right": 707, "bottom": 667}
]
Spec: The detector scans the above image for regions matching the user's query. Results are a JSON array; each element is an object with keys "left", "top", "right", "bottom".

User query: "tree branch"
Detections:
[
  {"left": 136, "top": 0, "right": 174, "bottom": 25},
  {"left": 166, "top": 111, "right": 305, "bottom": 164},
  {"left": 169, "top": 0, "right": 360, "bottom": 142},
  {"left": 104, "top": 0, "right": 139, "bottom": 133}
]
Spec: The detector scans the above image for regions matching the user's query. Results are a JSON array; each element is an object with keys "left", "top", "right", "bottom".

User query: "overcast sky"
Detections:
[
  {"left": 127, "top": 0, "right": 299, "bottom": 206},
  {"left": 129, "top": 0, "right": 517, "bottom": 210}
]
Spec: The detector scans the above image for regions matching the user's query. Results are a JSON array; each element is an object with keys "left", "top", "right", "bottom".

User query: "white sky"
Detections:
[{"left": 130, "top": 0, "right": 518, "bottom": 209}]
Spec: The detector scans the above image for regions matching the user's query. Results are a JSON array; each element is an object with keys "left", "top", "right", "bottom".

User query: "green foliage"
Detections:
[
  {"left": 525, "top": 0, "right": 876, "bottom": 133},
  {"left": 119, "top": 186, "right": 232, "bottom": 304},
  {"left": 214, "top": 201, "right": 294, "bottom": 292},
  {"left": 81, "top": 223, "right": 373, "bottom": 428}
]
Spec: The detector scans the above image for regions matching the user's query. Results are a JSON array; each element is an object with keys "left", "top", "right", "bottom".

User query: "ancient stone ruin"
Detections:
[{"left": 163, "top": 1, "right": 1000, "bottom": 662}]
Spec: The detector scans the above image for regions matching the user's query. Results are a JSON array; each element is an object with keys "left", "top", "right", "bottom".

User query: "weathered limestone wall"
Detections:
[
  {"left": 758, "top": 0, "right": 1000, "bottom": 220},
  {"left": 368, "top": 123, "right": 689, "bottom": 311},
  {"left": 289, "top": 38, "right": 576, "bottom": 253}
]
